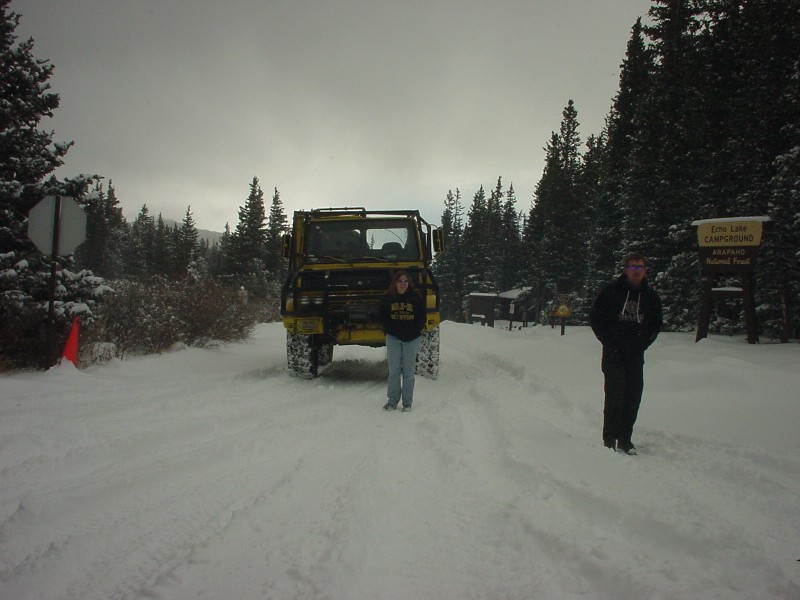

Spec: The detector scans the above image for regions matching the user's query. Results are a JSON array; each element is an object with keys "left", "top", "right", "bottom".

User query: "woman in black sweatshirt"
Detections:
[{"left": 379, "top": 270, "right": 426, "bottom": 411}]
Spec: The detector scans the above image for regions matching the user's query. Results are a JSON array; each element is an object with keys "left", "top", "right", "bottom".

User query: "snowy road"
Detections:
[{"left": 1, "top": 322, "right": 799, "bottom": 599}]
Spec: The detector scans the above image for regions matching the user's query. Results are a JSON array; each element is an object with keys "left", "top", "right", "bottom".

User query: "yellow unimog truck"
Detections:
[{"left": 280, "top": 207, "right": 442, "bottom": 379}]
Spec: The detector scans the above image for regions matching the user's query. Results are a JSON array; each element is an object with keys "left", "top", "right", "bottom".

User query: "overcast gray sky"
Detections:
[{"left": 15, "top": 0, "right": 652, "bottom": 231}]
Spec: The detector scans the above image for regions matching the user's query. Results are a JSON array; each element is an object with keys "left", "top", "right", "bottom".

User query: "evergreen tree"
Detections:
[
  {"left": 484, "top": 177, "right": 506, "bottom": 288},
  {"left": 761, "top": 48, "right": 800, "bottom": 338},
  {"left": 498, "top": 183, "right": 522, "bottom": 291},
  {"left": 0, "top": 1, "right": 105, "bottom": 368},
  {"left": 523, "top": 134, "right": 561, "bottom": 319},
  {"left": 0, "top": 0, "right": 71, "bottom": 240},
  {"left": 625, "top": 0, "right": 706, "bottom": 262},
  {"left": 527, "top": 101, "right": 587, "bottom": 301},
  {"left": 593, "top": 18, "right": 653, "bottom": 283},
  {"left": 124, "top": 205, "right": 156, "bottom": 279},
  {"left": 205, "top": 238, "right": 224, "bottom": 280},
  {"left": 210, "top": 222, "right": 233, "bottom": 281},
  {"left": 530, "top": 133, "right": 566, "bottom": 293},
  {"left": 76, "top": 181, "right": 126, "bottom": 279},
  {"left": 558, "top": 100, "right": 582, "bottom": 175},
  {"left": 226, "top": 177, "right": 269, "bottom": 296},
  {"left": 174, "top": 206, "right": 199, "bottom": 277},
  {"left": 150, "top": 214, "right": 173, "bottom": 277},
  {"left": 700, "top": 0, "right": 800, "bottom": 218},
  {"left": 461, "top": 185, "right": 492, "bottom": 293},
  {"left": 700, "top": 1, "right": 800, "bottom": 337},
  {"left": 577, "top": 133, "right": 609, "bottom": 320},
  {"left": 434, "top": 188, "right": 466, "bottom": 321},
  {"left": 265, "top": 187, "right": 288, "bottom": 279},
  {"left": 614, "top": 0, "right": 709, "bottom": 329}
]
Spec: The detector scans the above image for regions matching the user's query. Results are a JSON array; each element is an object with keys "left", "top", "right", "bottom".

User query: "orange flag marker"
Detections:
[{"left": 62, "top": 317, "right": 80, "bottom": 366}]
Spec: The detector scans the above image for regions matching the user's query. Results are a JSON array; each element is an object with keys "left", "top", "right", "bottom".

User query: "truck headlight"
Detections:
[{"left": 297, "top": 295, "right": 323, "bottom": 308}]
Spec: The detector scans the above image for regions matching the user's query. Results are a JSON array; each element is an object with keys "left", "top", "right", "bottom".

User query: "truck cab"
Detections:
[{"left": 280, "top": 207, "right": 442, "bottom": 378}]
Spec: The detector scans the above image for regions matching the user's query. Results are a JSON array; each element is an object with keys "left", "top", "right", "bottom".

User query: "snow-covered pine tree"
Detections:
[
  {"left": 122, "top": 205, "right": 155, "bottom": 279},
  {"left": 151, "top": 213, "right": 173, "bottom": 278},
  {"left": 226, "top": 177, "right": 269, "bottom": 297},
  {"left": 264, "top": 187, "right": 288, "bottom": 280},
  {"left": 0, "top": 1, "right": 104, "bottom": 369},
  {"left": 705, "top": 0, "right": 800, "bottom": 338},
  {"left": 619, "top": 0, "right": 708, "bottom": 330},
  {"left": 175, "top": 206, "right": 199, "bottom": 277},
  {"left": 498, "top": 183, "right": 523, "bottom": 292},
  {"left": 462, "top": 185, "right": 493, "bottom": 294},
  {"left": 484, "top": 177, "right": 506, "bottom": 290},
  {"left": 0, "top": 1, "right": 69, "bottom": 227},
  {"left": 434, "top": 188, "right": 466, "bottom": 321},
  {"left": 76, "top": 181, "right": 127, "bottom": 279},
  {"left": 207, "top": 222, "right": 233, "bottom": 282},
  {"left": 575, "top": 133, "right": 608, "bottom": 323},
  {"left": 527, "top": 101, "right": 587, "bottom": 301},
  {"left": 589, "top": 18, "right": 652, "bottom": 291},
  {"left": 523, "top": 134, "right": 560, "bottom": 320}
]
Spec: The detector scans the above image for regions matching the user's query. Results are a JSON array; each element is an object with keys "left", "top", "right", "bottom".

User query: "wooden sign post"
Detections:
[{"left": 691, "top": 217, "right": 770, "bottom": 344}]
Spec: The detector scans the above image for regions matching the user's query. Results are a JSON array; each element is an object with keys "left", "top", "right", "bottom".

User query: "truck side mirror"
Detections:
[
  {"left": 281, "top": 234, "right": 292, "bottom": 259},
  {"left": 432, "top": 229, "right": 444, "bottom": 254}
]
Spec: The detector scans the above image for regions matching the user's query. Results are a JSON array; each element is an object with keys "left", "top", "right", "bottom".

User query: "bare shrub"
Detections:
[
  {"left": 96, "top": 278, "right": 181, "bottom": 358},
  {"left": 172, "top": 279, "right": 257, "bottom": 346},
  {"left": 89, "top": 277, "right": 263, "bottom": 361}
]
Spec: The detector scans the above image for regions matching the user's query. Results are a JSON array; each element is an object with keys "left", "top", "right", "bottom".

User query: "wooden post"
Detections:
[
  {"left": 695, "top": 276, "right": 714, "bottom": 342},
  {"left": 696, "top": 275, "right": 759, "bottom": 344},
  {"left": 741, "top": 272, "right": 758, "bottom": 344},
  {"left": 45, "top": 195, "right": 62, "bottom": 369},
  {"left": 780, "top": 288, "right": 791, "bottom": 343}
]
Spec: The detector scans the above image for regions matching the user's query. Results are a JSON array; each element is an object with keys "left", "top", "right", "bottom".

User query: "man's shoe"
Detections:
[
  {"left": 383, "top": 402, "right": 397, "bottom": 411},
  {"left": 617, "top": 442, "right": 637, "bottom": 455},
  {"left": 603, "top": 438, "right": 616, "bottom": 451},
  {"left": 401, "top": 405, "right": 412, "bottom": 412}
]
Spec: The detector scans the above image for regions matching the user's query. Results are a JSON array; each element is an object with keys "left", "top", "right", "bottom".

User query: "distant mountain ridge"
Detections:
[{"left": 162, "top": 218, "right": 222, "bottom": 245}]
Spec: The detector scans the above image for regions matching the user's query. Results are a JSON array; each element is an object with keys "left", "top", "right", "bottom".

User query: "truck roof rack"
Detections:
[{"left": 306, "top": 208, "right": 425, "bottom": 221}]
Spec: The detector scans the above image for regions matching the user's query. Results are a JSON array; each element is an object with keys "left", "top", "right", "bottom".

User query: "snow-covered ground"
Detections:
[{"left": 1, "top": 321, "right": 799, "bottom": 600}]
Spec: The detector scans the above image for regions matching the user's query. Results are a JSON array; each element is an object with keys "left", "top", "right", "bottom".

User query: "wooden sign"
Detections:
[
  {"left": 691, "top": 216, "right": 770, "bottom": 343},
  {"left": 692, "top": 217, "right": 769, "bottom": 273}
]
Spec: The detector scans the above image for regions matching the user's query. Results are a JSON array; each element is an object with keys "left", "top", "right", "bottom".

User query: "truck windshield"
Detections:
[{"left": 305, "top": 219, "right": 420, "bottom": 263}]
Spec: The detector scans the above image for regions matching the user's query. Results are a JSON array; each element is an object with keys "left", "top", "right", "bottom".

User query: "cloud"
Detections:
[{"left": 15, "top": 0, "right": 651, "bottom": 230}]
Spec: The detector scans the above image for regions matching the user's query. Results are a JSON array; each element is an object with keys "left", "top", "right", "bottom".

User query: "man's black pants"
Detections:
[{"left": 601, "top": 346, "right": 644, "bottom": 445}]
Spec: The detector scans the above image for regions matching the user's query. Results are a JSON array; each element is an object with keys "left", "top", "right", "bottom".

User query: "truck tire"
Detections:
[
  {"left": 318, "top": 341, "right": 334, "bottom": 367},
  {"left": 287, "top": 332, "right": 319, "bottom": 378},
  {"left": 415, "top": 327, "right": 440, "bottom": 380}
]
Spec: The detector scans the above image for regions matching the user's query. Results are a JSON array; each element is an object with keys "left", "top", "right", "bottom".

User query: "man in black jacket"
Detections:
[{"left": 589, "top": 253, "right": 663, "bottom": 455}]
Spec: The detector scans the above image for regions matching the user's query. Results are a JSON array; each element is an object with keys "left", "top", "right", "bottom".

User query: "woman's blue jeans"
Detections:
[{"left": 386, "top": 334, "right": 421, "bottom": 407}]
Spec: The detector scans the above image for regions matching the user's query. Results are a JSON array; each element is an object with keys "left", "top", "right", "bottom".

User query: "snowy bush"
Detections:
[
  {"left": 89, "top": 278, "right": 263, "bottom": 359},
  {"left": 0, "top": 251, "right": 107, "bottom": 371}
]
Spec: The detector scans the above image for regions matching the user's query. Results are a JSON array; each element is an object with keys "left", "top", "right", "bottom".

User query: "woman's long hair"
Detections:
[{"left": 387, "top": 270, "right": 418, "bottom": 295}]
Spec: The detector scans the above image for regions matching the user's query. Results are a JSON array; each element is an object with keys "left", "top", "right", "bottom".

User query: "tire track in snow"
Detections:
[
  {"left": 0, "top": 365, "right": 340, "bottom": 599},
  {"left": 417, "top": 324, "right": 800, "bottom": 599}
]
